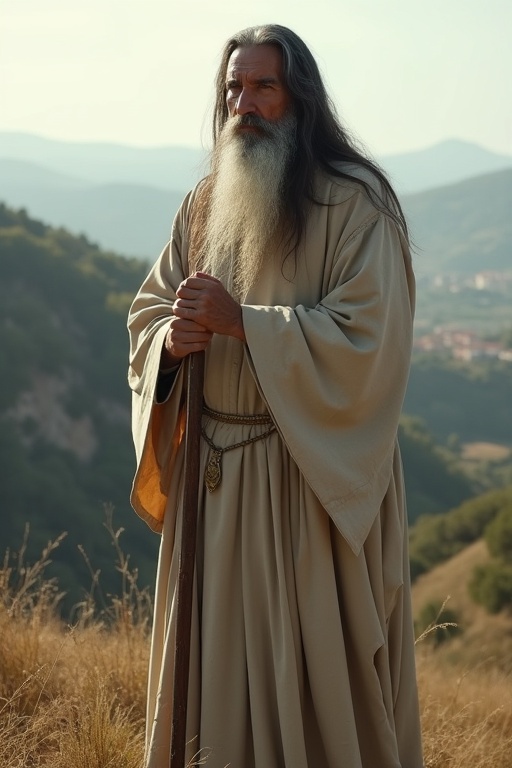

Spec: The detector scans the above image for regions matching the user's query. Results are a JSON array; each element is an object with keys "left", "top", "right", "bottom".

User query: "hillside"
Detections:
[
  {"left": 384, "top": 138, "right": 512, "bottom": 194},
  {"left": 0, "top": 204, "right": 485, "bottom": 608},
  {"left": 412, "top": 540, "right": 512, "bottom": 672},
  {"left": 410, "top": 483, "right": 512, "bottom": 671},
  {"left": 2, "top": 161, "right": 184, "bottom": 259},
  {"left": 399, "top": 415, "right": 474, "bottom": 522},
  {"left": 404, "top": 355, "right": 512, "bottom": 445},
  {"left": 3, "top": 537, "right": 512, "bottom": 768},
  {"left": 0, "top": 205, "right": 158, "bottom": 608},
  {"left": 405, "top": 168, "right": 512, "bottom": 276}
]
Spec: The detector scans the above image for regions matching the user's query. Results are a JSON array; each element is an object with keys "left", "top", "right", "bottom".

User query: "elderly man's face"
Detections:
[{"left": 225, "top": 44, "right": 291, "bottom": 124}]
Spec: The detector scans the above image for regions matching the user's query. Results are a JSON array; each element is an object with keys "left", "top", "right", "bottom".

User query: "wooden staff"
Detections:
[{"left": 170, "top": 349, "right": 205, "bottom": 768}]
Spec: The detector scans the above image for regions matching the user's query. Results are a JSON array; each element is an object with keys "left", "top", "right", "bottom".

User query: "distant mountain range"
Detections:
[
  {"left": 0, "top": 132, "right": 208, "bottom": 190},
  {"left": 2, "top": 158, "right": 184, "bottom": 260},
  {"left": 382, "top": 139, "right": 512, "bottom": 194},
  {"left": 1, "top": 133, "right": 511, "bottom": 268},
  {"left": 405, "top": 168, "right": 512, "bottom": 277},
  {"left": 2, "top": 132, "right": 511, "bottom": 193}
]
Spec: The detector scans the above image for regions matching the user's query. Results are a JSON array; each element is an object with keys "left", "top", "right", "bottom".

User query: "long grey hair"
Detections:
[{"left": 211, "top": 24, "right": 409, "bottom": 253}]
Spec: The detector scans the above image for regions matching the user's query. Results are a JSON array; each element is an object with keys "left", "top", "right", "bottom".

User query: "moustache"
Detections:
[{"left": 231, "top": 114, "right": 270, "bottom": 135}]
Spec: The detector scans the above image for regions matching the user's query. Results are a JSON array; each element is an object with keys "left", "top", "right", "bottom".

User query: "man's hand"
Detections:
[
  {"left": 161, "top": 272, "right": 246, "bottom": 367},
  {"left": 172, "top": 272, "right": 246, "bottom": 342},
  {"left": 161, "top": 316, "right": 213, "bottom": 367}
]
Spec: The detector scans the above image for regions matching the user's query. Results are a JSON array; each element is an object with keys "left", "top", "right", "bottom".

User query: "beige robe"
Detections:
[{"left": 128, "top": 168, "right": 424, "bottom": 768}]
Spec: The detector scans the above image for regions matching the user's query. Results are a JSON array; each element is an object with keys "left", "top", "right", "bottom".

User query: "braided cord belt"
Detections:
[{"left": 201, "top": 404, "right": 275, "bottom": 492}]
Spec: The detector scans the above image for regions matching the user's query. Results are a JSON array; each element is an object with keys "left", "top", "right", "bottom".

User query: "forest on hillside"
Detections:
[
  {"left": 0, "top": 205, "right": 155, "bottom": 609},
  {"left": 1, "top": 204, "right": 511, "bottom": 611}
]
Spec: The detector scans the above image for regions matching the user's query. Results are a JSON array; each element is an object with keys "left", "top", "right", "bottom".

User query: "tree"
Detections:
[
  {"left": 485, "top": 503, "right": 512, "bottom": 562},
  {"left": 469, "top": 562, "right": 512, "bottom": 614}
]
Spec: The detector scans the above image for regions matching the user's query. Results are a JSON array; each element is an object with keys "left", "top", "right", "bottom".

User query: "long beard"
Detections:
[{"left": 194, "top": 112, "right": 297, "bottom": 300}]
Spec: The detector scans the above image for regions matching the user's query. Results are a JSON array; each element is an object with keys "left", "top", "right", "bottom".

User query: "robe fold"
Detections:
[{"left": 128, "top": 167, "right": 424, "bottom": 768}]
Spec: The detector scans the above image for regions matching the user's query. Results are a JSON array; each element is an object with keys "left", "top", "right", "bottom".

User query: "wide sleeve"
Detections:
[
  {"left": 127, "top": 195, "right": 192, "bottom": 531},
  {"left": 128, "top": 193, "right": 192, "bottom": 399},
  {"left": 242, "top": 212, "right": 415, "bottom": 555}
]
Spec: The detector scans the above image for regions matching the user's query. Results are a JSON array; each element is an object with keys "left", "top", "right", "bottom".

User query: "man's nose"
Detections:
[{"left": 235, "top": 88, "right": 256, "bottom": 115}]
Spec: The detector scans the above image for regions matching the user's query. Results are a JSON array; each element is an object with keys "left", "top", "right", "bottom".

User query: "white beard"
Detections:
[{"left": 198, "top": 112, "right": 297, "bottom": 300}]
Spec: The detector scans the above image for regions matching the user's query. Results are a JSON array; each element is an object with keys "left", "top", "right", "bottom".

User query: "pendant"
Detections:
[{"left": 205, "top": 449, "right": 223, "bottom": 493}]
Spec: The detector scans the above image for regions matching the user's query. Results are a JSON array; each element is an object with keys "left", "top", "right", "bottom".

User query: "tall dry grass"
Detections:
[
  {"left": 1, "top": 527, "right": 512, "bottom": 767},
  {"left": 0, "top": 521, "right": 149, "bottom": 767},
  {"left": 417, "top": 650, "right": 512, "bottom": 767}
]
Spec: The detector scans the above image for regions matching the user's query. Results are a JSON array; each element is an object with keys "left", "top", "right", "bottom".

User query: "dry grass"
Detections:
[
  {"left": 0, "top": 523, "right": 148, "bottom": 767},
  {"left": 2, "top": 528, "right": 512, "bottom": 767},
  {"left": 417, "top": 650, "right": 512, "bottom": 767},
  {"left": 412, "top": 538, "right": 512, "bottom": 673},
  {"left": 413, "top": 536, "right": 512, "bottom": 766}
]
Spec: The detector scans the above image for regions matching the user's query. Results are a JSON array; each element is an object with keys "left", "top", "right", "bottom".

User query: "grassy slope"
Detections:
[
  {"left": 412, "top": 539, "right": 512, "bottom": 673},
  {"left": 412, "top": 538, "right": 512, "bottom": 765},
  {"left": 2, "top": 536, "right": 512, "bottom": 768}
]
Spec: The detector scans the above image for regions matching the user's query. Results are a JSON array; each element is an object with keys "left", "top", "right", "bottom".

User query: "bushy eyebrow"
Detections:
[
  {"left": 225, "top": 75, "right": 280, "bottom": 88},
  {"left": 256, "top": 76, "right": 279, "bottom": 86}
]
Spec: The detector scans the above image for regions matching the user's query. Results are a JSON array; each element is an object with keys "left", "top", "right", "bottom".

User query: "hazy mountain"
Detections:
[
  {"left": 404, "top": 168, "right": 512, "bottom": 276},
  {"left": 2, "top": 152, "right": 511, "bottom": 271},
  {"left": 1, "top": 159, "right": 184, "bottom": 258},
  {"left": 382, "top": 139, "right": 512, "bottom": 195},
  {"left": 0, "top": 131, "right": 206, "bottom": 191},
  {"left": 1, "top": 132, "right": 511, "bottom": 195},
  {"left": 1, "top": 157, "right": 88, "bottom": 189}
]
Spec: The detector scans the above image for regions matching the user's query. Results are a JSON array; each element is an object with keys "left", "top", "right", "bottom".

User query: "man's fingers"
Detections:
[
  {"left": 176, "top": 273, "right": 222, "bottom": 295},
  {"left": 173, "top": 303, "right": 198, "bottom": 320},
  {"left": 174, "top": 296, "right": 200, "bottom": 310},
  {"left": 175, "top": 286, "right": 198, "bottom": 300},
  {"left": 193, "top": 271, "right": 222, "bottom": 283},
  {"left": 173, "top": 331, "right": 212, "bottom": 343},
  {"left": 173, "top": 275, "right": 243, "bottom": 340},
  {"left": 170, "top": 315, "right": 207, "bottom": 331},
  {"left": 168, "top": 317, "right": 212, "bottom": 341},
  {"left": 165, "top": 315, "right": 213, "bottom": 360}
]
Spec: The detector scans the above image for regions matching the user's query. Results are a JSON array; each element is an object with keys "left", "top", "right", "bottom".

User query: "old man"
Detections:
[{"left": 128, "top": 23, "right": 424, "bottom": 768}]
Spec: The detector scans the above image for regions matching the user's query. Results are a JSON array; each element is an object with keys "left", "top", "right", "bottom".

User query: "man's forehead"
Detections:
[{"left": 226, "top": 44, "right": 284, "bottom": 80}]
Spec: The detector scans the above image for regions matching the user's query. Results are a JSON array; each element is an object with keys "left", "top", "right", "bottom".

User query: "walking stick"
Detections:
[{"left": 170, "top": 349, "right": 205, "bottom": 768}]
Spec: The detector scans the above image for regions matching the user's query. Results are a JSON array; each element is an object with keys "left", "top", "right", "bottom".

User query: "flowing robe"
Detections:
[{"left": 128, "top": 168, "right": 424, "bottom": 768}]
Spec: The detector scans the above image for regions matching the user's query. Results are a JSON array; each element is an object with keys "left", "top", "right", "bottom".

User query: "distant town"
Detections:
[
  {"left": 414, "top": 270, "right": 512, "bottom": 362},
  {"left": 422, "top": 270, "right": 512, "bottom": 294}
]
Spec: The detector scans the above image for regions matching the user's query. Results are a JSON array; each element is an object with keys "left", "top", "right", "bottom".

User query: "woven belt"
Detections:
[
  {"left": 201, "top": 404, "right": 275, "bottom": 492},
  {"left": 203, "top": 403, "right": 273, "bottom": 425}
]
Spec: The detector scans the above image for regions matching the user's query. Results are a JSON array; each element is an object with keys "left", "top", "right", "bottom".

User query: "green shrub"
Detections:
[
  {"left": 485, "top": 503, "right": 512, "bottom": 562},
  {"left": 409, "top": 486, "right": 512, "bottom": 579},
  {"left": 469, "top": 562, "right": 512, "bottom": 613}
]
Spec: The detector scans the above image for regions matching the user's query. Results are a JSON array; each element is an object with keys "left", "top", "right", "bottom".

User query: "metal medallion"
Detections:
[{"left": 205, "top": 449, "right": 223, "bottom": 493}]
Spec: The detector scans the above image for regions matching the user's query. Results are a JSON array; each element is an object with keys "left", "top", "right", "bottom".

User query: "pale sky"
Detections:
[{"left": 1, "top": 0, "right": 510, "bottom": 157}]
